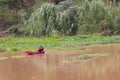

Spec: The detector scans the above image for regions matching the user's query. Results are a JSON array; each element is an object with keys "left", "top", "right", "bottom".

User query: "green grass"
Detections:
[
  {"left": 71, "top": 53, "right": 108, "bottom": 60},
  {"left": 0, "top": 56, "right": 8, "bottom": 60},
  {"left": 0, "top": 55, "right": 25, "bottom": 60},
  {"left": 11, "top": 55, "right": 25, "bottom": 59},
  {"left": 0, "top": 35, "right": 120, "bottom": 52}
]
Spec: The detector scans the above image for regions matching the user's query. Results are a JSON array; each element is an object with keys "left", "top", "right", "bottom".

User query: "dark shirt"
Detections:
[{"left": 37, "top": 47, "right": 45, "bottom": 54}]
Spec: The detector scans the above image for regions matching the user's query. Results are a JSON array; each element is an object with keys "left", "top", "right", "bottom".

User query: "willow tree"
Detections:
[{"left": 11, "top": 0, "right": 78, "bottom": 37}]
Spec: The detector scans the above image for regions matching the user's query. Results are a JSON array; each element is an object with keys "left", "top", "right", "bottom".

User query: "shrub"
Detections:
[
  {"left": 56, "top": 0, "right": 78, "bottom": 35},
  {"left": 19, "top": 0, "right": 78, "bottom": 37},
  {"left": 9, "top": 24, "right": 22, "bottom": 35},
  {"left": 0, "top": 47, "right": 6, "bottom": 52},
  {"left": 77, "top": 0, "right": 120, "bottom": 35},
  {"left": 105, "top": 3, "right": 120, "bottom": 34},
  {"left": 7, "top": 0, "right": 120, "bottom": 36},
  {"left": 78, "top": 0, "right": 107, "bottom": 34}
]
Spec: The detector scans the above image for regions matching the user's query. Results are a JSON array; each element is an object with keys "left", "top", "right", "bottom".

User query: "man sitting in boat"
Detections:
[
  {"left": 37, "top": 45, "right": 45, "bottom": 54},
  {"left": 24, "top": 45, "right": 45, "bottom": 55}
]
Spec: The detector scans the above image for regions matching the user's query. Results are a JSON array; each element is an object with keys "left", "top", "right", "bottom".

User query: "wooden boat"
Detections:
[{"left": 24, "top": 50, "right": 45, "bottom": 55}]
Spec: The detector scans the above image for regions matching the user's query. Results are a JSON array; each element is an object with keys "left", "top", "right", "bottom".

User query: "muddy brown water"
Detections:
[{"left": 0, "top": 43, "right": 120, "bottom": 80}]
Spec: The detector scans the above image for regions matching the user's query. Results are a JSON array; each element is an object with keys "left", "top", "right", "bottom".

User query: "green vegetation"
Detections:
[
  {"left": 0, "top": 0, "right": 120, "bottom": 53},
  {"left": 0, "top": 0, "right": 35, "bottom": 31},
  {"left": 0, "top": 0, "right": 120, "bottom": 37},
  {"left": 0, "top": 35, "right": 120, "bottom": 52},
  {"left": 11, "top": 55, "right": 25, "bottom": 59},
  {"left": 7, "top": 0, "right": 120, "bottom": 37},
  {"left": 77, "top": 0, "right": 120, "bottom": 35},
  {"left": 9, "top": 1, "right": 78, "bottom": 36},
  {"left": 0, "top": 55, "right": 25, "bottom": 60},
  {"left": 71, "top": 53, "right": 108, "bottom": 60},
  {"left": 0, "top": 56, "right": 8, "bottom": 60}
]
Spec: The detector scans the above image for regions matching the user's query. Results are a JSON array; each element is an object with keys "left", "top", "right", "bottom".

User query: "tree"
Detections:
[{"left": 0, "top": 0, "right": 35, "bottom": 31}]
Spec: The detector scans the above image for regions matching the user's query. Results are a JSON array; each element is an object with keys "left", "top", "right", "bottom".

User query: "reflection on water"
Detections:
[{"left": 0, "top": 43, "right": 120, "bottom": 80}]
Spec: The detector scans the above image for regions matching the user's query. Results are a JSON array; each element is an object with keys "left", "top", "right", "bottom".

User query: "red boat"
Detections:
[
  {"left": 24, "top": 45, "right": 45, "bottom": 55},
  {"left": 24, "top": 50, "right": 43, "bottom": 55}
]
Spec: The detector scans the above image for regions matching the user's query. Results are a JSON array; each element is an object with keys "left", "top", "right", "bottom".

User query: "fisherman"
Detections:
[
  {"left": 37, "top": 45, "right": 45, "bottom": 54},
  {"left": 24, "top": 45, "right": 45, "bottom": 55}
]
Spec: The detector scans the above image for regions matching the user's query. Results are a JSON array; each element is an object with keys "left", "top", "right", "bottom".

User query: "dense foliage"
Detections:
[
  {"left": 9, "top": 0, "right": 78, "bottom": 36},
  {"left": 0, "top": 0, "right": 35, "bottom": 31},
  {"left": 77, "top": 0, "right": 120, "bottom": 35},
  {"left": 0, "top": 0, "right": 120, "bottom": 37}
]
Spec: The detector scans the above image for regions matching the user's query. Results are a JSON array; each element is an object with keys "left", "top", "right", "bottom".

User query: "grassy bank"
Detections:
[
  {"left": 0, "top": 35, "right": 120, "bottom": 52},
  {"left": 71, "top": 53, "right": 108, "bottom": 60}
]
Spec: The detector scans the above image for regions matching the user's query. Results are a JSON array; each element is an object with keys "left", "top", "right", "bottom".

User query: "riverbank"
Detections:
[{"left": 0, "top": 35, "right": 120, "bottom": 52}]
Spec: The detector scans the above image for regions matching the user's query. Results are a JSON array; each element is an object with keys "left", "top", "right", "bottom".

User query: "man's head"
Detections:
[{"left": 39, "top": 45, "right": 44, "bottom": 50}]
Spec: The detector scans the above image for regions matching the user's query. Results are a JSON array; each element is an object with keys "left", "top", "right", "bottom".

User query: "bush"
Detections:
[
  {"left": 77, "top": 0, "right": 120, "bottom": 35},
  {"left": 78, "top": 0, "right": 106, "bottom": 34},
  {"left": 56, "top": 0, "right": 78, "bottom": 35},
  {"left": 7, "top": 0, "right": 120, "bottom": 36},
  {"left": 9, "top": 24, "right": 22, "bottom": 35},
  {"left": 105, "top": 3, "right": 120, "bottom": 34},
  {"left": 19, "top": 0, "right": 78, "bottom": 37},
  {"left": 0, "top": 47, "right": 6, "bottom": 52}
]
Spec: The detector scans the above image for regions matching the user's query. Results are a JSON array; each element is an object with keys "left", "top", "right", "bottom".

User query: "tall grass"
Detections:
[
  {"left": 20, "top": 3, "right": 56, "bottom": 37},
  {"left": 56, "top": 0, "right": 78, "bottom": 35},
  {"left": 78, "top": 0, "right": 106, "bottom": 33},
  {"left": 77, "top": 0, "right": 120, "bottom": 35},
  {"left": 105, "top": 3, "right": 120, "bottom": 34},
  {"left": 0, "top": 6, "right": 17, "bottom": 31},
  {"left": 9, "top": 0, "right": 78, "bottom": 37},
  {"left": 8, "top": 0, "right": 120, "bottom": 36}
]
